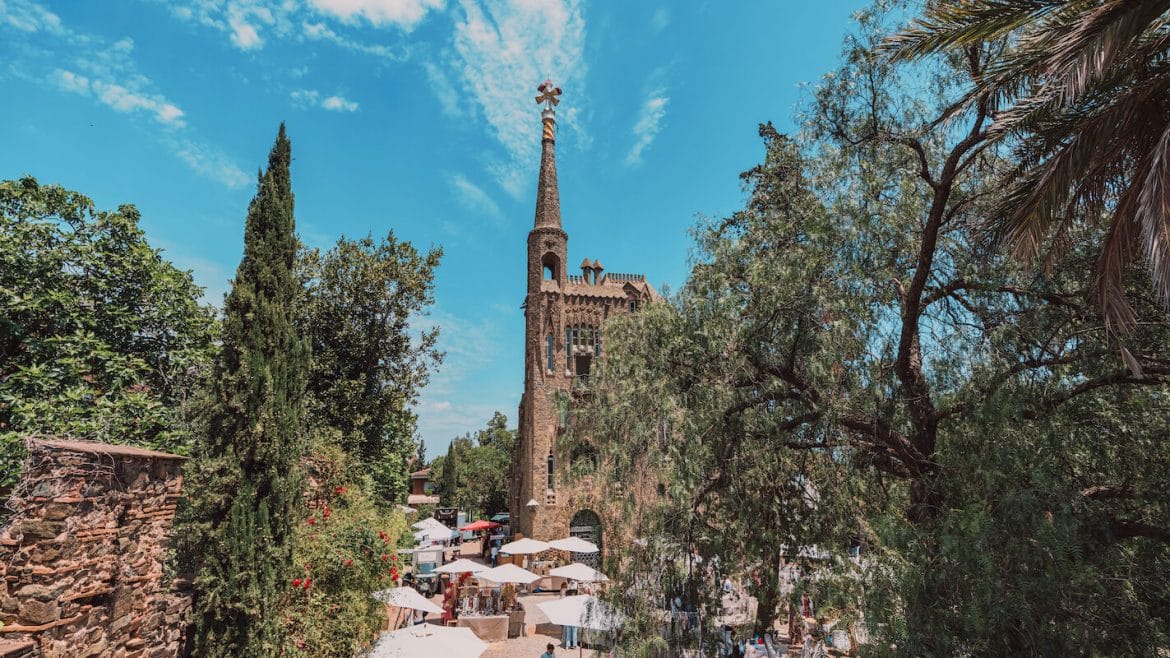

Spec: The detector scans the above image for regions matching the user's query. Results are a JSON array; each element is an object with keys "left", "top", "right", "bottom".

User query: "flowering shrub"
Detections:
[{"left": 284, "top": 448, "right": 407, "bottom": 657}]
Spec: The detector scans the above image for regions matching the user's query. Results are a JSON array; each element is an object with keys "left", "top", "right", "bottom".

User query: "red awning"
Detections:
[{"left": 460, "top": 520, "right": 501, "bottom": 532}]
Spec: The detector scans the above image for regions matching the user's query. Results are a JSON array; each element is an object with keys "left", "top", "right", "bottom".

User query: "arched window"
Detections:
[
  {"left": 547, "top": 452, "right": 555, "bottom": 490},
  {"left": 542, "top": 252, "right": 560, "bottom": 281}
]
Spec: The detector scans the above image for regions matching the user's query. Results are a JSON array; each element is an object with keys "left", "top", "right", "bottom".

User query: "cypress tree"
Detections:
[{"left": 185, "top": 124, "right": 308, "bottom": 656}]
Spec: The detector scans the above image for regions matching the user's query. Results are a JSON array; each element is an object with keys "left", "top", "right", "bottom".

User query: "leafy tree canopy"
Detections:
[
  {"left": 0, "top": 177, "right": 217, "bottom": 491},
  {"left": 298, "top": 231, "right": 442, "bottom": 504}
]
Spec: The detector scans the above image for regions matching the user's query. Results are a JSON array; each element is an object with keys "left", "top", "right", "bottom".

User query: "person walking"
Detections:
[
  {"left": 490, "top": 542, "right": 500, "bottom": 567},
  {"left": 541, "top": 642, "right": 557, "bottom": 658},
  {"left": 562, "top": 622, "right": 579, "bottom": 649}
]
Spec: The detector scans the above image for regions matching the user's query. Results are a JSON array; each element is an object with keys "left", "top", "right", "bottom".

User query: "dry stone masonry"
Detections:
[{"left": 0, "top": 439, "right": 191, "bottom": 657}]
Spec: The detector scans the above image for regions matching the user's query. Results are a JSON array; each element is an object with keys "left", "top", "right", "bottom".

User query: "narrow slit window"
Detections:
[{"left": 546, "top": 333, "right": 554, "bottom": 370}]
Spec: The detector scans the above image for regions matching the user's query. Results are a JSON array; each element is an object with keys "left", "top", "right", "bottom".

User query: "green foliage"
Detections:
[
  {"left": 888, "top": 0, "right": 1170, "bottom": 330},
  {"left": 582, "top": 4, "right": 1170, "bottom": 655},
  {"left": 0, "top": 177, "right": 217, "bottom": 492},
  {"left": 182, "top": 124, "right": 310, "bottom": 657},
  {"left": 299, "top": 232, "right": 442, "bottom": 504},
  {"left": 431, "top": 412, "right": 515, "bottom": 519},
  {"left": 285, "top": 444, "right": 407, "bottom": 658}
]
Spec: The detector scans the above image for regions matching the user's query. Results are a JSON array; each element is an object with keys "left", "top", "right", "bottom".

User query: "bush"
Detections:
[{"left": 285, "top": 446, "right": 408, "bottom": 657}]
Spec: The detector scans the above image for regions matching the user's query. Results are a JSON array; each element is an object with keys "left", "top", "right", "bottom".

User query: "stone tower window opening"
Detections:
[
  {"left": 542, "top": 252, "right": 560, "bottom": 281},
  {"left": 547, "top": 451, "right": 555, "bottom": 490},
  {"left": 546, "top": 333, "right": 554, "bottom": 371},
  {"left": 565, "top": 324, "right": 599, "bottom": 376},
  {"left": 570, "top": 509, "right": 603, "bottom": 568}
]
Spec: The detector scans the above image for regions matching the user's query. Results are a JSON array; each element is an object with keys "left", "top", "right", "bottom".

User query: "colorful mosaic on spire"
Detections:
[{"left": 536, "top": 79, "right": 562, "bottom": 141}]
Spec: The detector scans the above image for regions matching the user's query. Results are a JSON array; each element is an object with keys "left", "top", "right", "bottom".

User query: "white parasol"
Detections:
[
  {"left": 414, "top": 526, "right": 454, "bottom": 545},
  {"left": 549, "top": 562, "right": 609, "bottom": 583},
  {"left": 434, "top": 559, "right": 488, "bottom": 574},
  {"left": 548, "top": 537, "right": 599, "bottom": 553},
  {"left": 537, "top": 594, "right": 623, "bottom": 631},
  {"left": 474, "top": 563, "right": 541, "bottom": 585},
  {"left": 368, "top": 624, "right": 487, "bottom": 658},
  {"left": 412, "top": 517, "right": 448, "bottom": 531},
  {"left": 498, "top": 537, "right": 550, "bottom": 554},
  {"left": 372, "top": 586, "right": 444, "bottom": 615}
]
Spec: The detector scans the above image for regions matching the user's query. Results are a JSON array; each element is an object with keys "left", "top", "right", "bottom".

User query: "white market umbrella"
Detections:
[
  {"left": 475, "top": 563, "right": 541, "bottom": 585},
  {"left": 414, "top": 526, "right": 453, "bottom": 545},
  {"left": 549, "top": 562, "right": 609, "bottom": 583},
  {"left": 372, "top": 586, "right": 445, "bottom": 615},
  {"left": 548, "top": 537, "right": 599, "bottom": 553},
  {"left": 368, "top": 624, "right": 487, "bottom": 658},
  {"left": 412, "top": 517, "right": 448, "bottom": 532},
  {"left": 538, "top": 595, "right": 623, "bottom": 631},
  {"left": 498, "top": 537, "right": 550, "bottom": 555},
  {"left": 434, "top": 559, "right": 488, "bottom": 574}
]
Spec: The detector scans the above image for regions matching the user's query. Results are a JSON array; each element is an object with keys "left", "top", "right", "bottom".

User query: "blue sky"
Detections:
[{"left": 1, "top": 0, "right": 867, "bottom": 456}]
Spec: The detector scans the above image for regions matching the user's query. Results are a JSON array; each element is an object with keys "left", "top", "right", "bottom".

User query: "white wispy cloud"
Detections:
[
  {"left": 2, "top": 0, "right": 63, "bottom": 33},
  {"left": 625, "top": 92, "right": 669, "bottom": 166},
  {"left": 449, "top": 0, "right": 588, "bottom": 198},
  {"left": 650, "top": 7, "right": 670, "bottom": 33},
  {"left": 322, "top": 94, "right": 359, "bottom": 111},
  {"left": 423, "top": 60, "right": 462, "bottom": 117},
  {"left": 227, "top": 7, "right": 265, "bottom": 49},
  {"left": 308, "top": 0, "right": 445, "bottom": 30},
  {"left": 301, "top": 20, "right": 409, "bottom": 60},
  {"left": 448, "top": 173, "right": 503, "bottom": 222},
  {"left": 413, "top": 306, "right": 517, "bottom": 451},
  {"left": 291, "top": 88, "right": 360, "bottom": 112},
  {"left": 152, "top": 1, "right": 424, "bottom": 56},
  {"left": 3, "top": 1, "right": 248, "bottom": 188},
  {"left": 169, "top": 138, "right": 251, "bottom": 188}
]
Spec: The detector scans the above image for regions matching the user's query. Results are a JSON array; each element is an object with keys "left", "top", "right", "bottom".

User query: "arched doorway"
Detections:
[{"left": 569, "top": 509, "right": 602, "bottom": 568}]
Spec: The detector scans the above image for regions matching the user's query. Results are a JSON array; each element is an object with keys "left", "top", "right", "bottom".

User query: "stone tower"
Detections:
[{"left": 509, "top": 81, "right": 657, "bottom": 562}]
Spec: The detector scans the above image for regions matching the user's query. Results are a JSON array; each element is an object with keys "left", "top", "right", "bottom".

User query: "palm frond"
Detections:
[{"left": 884, "top": 0, "right": 1061, "bottom": 61}]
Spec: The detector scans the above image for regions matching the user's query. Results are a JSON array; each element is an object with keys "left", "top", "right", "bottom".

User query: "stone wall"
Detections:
[{"left": 0, "top": 439, "right": 191, "bottom": 657}]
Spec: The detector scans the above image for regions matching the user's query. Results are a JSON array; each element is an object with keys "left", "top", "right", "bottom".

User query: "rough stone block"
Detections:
[{"left": 18, "top": 597, "right": 58, "bottom": 625}]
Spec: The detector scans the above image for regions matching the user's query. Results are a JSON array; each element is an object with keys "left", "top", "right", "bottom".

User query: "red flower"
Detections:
[
  {"left": 344, "top": 559, "right": 353, "bottom": 567},
  {"left": 292, "top": 578, "right": 302, "bottom": 587},
  {"left": 334, "top": 485, "right": 346, "bottom": 495},
  {"left": 303, "top": 578, "right": 312, "bottom": 589},
  {"left": 390, "top": 554, "right": 398, "bottom": 562},
  {"left": 381, "top": 553, "right": 389, "bottom": 561},
  {"left": 307, "top": 517, "right": 317, "bottom": 526},
  {"left": 322, "top": 506, "right": 331, "bottom": 519}
]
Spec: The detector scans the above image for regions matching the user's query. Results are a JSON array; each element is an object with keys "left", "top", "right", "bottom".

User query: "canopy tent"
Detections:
[
  {"left": 372, "top": 587, "right": 445, "bottom": 615},
  {"left": 459, "top": 519, "right": 500, "bottom": 532},
  {"left": 548, "top": 537, "right": 599, "bottom": 553},
  {"left": 412, "top": 517, "right": 449, "bottom": 532},
  {"left": 368, "top": 624, "right": 487, "bottom": 658},
  {"left": 538, "top": 595, "right": 623, "bottom": 631},
  {"left": 498, "top": 538, "right": 550, "bottom": 555},
  {"left": 434, "top": 559, "right": 488, "bottom": 575},
  {"left": 475, "top": 563, "right": 541, "bottom": 585},
  {"left": 549, "top": 562, "right": 609, "bottom": 583},
  {"left": 414, "top": 526, "right": 454, "bottom": 545}
]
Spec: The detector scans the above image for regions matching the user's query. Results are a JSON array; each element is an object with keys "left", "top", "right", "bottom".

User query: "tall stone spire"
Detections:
[{"left": 533, "top": 79, "right": 562, "bottom": 230}]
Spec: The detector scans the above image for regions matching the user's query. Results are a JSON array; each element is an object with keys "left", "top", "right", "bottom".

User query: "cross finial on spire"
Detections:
[{"left": 535, "top": 79, "right": 562, "bottom": 110}]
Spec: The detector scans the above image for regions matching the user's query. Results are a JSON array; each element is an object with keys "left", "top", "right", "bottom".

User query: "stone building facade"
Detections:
[
  {"left": 0, "top": 439, "right": 191, "bottom": 657},
  {"left": 508, "top": 83, "right": 657, "bottom": 560}
]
